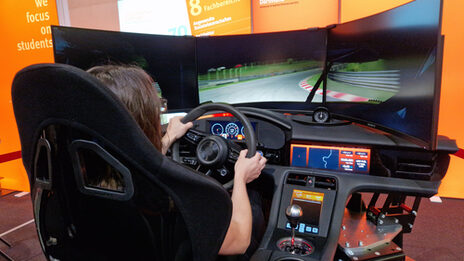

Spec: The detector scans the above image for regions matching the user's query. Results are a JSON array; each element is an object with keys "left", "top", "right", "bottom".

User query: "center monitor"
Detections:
[{"left": 196, "top": 29, "right": 327, "bottom": 104}]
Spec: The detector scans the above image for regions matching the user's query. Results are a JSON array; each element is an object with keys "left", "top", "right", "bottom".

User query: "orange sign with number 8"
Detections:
[
  {"left": 186, "top": 0, "right": 251, "bottom": 36},
  {"left": 189, "top": 0, "right": 202, "bottom": 16}
]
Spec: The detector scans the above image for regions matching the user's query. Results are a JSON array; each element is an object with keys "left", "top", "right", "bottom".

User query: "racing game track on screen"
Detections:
[
  {"left": 325, "top": 0, "right": 441, "bottom": 147},
  {"left": 197, "top": 30, "right": 327, "bottom": 104}
]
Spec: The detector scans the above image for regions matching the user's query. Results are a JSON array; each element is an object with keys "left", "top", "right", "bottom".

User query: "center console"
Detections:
[
  {"left": 261, "top": 144, "right": 365, "bottom": 259},
  {"left": 267, "top": 171, "right": 337, "bottom": 260},
  {"left": 251, "top": 135, "right": 457, "bottom": 261}
]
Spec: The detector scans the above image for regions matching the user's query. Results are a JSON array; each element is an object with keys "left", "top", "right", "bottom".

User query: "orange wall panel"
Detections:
[
  {"left": 252, "top": 0, "right": 338, "bottom": 33},
  {"left": 437, "top": 0, "right": 464, "bottom": 198},
  {"left": 186, "top": 0, "right": 252, "bottom": 36},
  {"left": 340, "top": 0, "right": 413, "bottom": 23},
  {"left": 0, "top": 0, "right": 59, "bottom": 191}
]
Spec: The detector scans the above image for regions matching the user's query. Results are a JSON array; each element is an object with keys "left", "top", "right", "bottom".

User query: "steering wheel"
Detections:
[{"left": 172, "top": 103, "right": 257, "bottom": 190}]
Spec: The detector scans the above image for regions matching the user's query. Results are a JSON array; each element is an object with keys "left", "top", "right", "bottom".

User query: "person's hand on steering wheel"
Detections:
[
  {"left": 162, "top": 116, "right": 193, "bottom": 154},
  {"left": 220, "top": 149, "right": 266, "bottom": 255},
  {"left": 234, "top": 150, "right": 267, "bottom": 184}
]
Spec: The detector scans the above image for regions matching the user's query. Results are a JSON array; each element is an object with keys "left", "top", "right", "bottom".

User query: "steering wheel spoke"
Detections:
[
  {"left": 182, "top": 129, "right": 207, "bottom": 145},
  {"left": 227, "top": 140, "right": 243, "bottom": 164},
  {"left": 187, "top": 160, "right": 213, "bottom": 178}
]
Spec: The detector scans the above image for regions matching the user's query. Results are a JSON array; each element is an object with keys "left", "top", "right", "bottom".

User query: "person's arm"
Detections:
[
  {"left": 161, "top": 116, "right": 193, "bottom": 154},
  {"left": 219, "top": 150, "right": 266, "bottom": 255}
]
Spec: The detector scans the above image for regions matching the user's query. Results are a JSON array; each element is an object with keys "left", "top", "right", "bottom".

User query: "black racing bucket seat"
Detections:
[{"left": 12, "top": 63, "right": 232, "bottom": 261}]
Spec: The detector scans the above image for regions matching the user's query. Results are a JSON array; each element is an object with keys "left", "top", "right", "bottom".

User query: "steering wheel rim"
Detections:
[{"left": 172, "top": 103, "right": 257, "bottom": 189}]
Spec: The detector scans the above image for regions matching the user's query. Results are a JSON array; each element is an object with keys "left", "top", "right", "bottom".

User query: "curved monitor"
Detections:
[
  {"left": 325, "top": 0, "right": 442, "bottom": 149},
  {"left": 52, "top": 26, "right": 198, "bottom": 110}
]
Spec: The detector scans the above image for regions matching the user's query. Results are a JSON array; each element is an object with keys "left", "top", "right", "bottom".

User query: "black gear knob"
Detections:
[{"left": 286, "top": 204, "right": 303, "bottom": 229}]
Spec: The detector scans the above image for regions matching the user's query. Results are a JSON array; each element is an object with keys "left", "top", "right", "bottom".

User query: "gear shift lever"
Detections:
[
  {"left": 277, "top": 204, "right": 312, "bottom": 255},
  {"left": 286, "top": 204, "right": 303, "bottom": 247}
]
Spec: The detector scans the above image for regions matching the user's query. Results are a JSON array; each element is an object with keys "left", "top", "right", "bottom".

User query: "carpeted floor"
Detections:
[
  {"left": 0, "top": 191, "right": 44, "bottom": 261},
  {"left": 403, "top": 197, "right": 464, "bottom": 261}
]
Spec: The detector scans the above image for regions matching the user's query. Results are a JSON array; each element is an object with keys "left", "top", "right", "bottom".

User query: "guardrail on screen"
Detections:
[{"left": 328, "top": 70, "right": 400, "bottom": 92}]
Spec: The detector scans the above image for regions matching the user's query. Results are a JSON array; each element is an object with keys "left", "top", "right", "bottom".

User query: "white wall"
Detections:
[{"left": 56, "top": 0, "right": 120, "bottom": 30}]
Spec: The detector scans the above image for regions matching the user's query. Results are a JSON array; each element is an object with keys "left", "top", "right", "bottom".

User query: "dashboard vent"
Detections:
[
  {"left": 286, "top": 173, "right": 309, "bottom": 186},
  {"left": 314, "top": 177, "right": 336, "bottom": 190},
  {"left": 395, "top": 158, "right": 435, "bottom": 180}
]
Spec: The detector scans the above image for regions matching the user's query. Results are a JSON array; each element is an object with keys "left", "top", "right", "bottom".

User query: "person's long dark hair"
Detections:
[{"left": 88, "top": 65, "right": 163, "bottom": 151}]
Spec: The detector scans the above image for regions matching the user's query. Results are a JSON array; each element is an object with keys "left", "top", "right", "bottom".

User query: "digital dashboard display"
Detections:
[
  {"left": 208, "top": 120, "right": 256, "bottom": 140},
  {"left": 290, "top": 144, "right": 370, "bottom": 173},
  {"left": 289, "top": 190, "right": 324, "bottom": 234}
]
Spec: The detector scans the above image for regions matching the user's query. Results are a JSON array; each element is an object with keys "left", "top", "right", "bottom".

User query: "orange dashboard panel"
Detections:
[{"left": 290, "top": 144, "right": 370, "bottom": 174}]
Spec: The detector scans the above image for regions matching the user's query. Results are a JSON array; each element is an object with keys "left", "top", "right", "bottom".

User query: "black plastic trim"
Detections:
[
  {"left": 69, "top": 140, "right": 134, "bottom": 201},
  {"left": 238, "top": 107, "right": 292, "bottom": 131},
  {"left": 33, "top": 138, "right": 53, "bottom": 190}
]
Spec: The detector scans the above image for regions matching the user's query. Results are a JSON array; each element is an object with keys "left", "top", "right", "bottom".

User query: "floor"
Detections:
[
  {"left": 0, "top": 191, "right": 44, "bottom": 261},
  {"left": 0, "top": 190, "right": 462, "bottom": 261}
]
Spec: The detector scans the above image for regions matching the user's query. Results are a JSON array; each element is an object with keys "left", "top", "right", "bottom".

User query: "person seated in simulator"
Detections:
[{"left": 87, "top": 64, "right": 267, "bottom": 256}]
